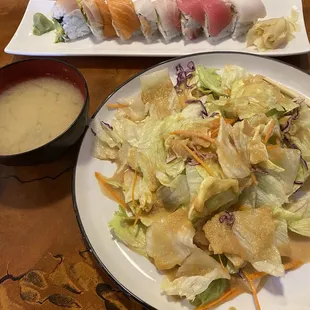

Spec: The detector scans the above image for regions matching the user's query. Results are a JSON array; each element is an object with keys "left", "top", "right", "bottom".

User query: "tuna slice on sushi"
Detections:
[
  {"left": 151, "top": 0, "right": 181, "bottom": 42},
  {"left": 227, "top": 0, "right": 266, "bottom": 39},
  {"left": 203, "top": 0, "right": 233, "bottom": 42},
  {"left": 95, "top": 0, "right": 117, "bottom": 37},
  {"left": 176, "top": 0, "right": 204, "bottom": 40},
  {"left": 52, "top": 0, "right": 91, "bottom": 41},
  {"left": 107, "top": 0, "right": 142, "bottom": 40},
  {"left": 132, "top": 0, "right": 158, "bottom": 42},
  {"left": 78, "top": 0, "right": 105, "bottom": 39}
]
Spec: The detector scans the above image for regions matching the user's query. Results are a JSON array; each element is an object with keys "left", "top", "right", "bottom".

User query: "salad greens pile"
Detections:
[{"left": 92, "top": 61, "right": 310, "bottom": 309}]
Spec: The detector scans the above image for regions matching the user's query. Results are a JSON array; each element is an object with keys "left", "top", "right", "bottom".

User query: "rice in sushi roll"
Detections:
[
  {"left": 151, "top": 0, "right": 182, "bottom": 42},
  {"left": 176, "top": 0, "right": 204, "bottom": 40},
  {"left": 225, "top": 0, "right": 266, "bottom": 39},
  {"left": 132, "top": 0, "right": 158, "bottom": 42},
  {"left": 52, "top": 0, "right": 91, "bottom": 41}
]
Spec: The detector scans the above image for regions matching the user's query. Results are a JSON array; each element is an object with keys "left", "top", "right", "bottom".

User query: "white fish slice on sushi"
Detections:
[
  {"left": 78, "top": 0, "right": 105, "bottom": 39},
  {"left": 151, "top": 0, "right": 182, "bottom": 42},
  {"left": 132, "top": 0, "right": 159, "bottom": 42}
]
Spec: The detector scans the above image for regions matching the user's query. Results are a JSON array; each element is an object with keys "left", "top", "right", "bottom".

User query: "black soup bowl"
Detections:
[{"left": 0, "top": 58, "right": 89, "bottom": 166}]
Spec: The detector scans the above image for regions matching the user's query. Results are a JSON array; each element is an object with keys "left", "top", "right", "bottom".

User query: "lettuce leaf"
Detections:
[
  {"left": 156, "top": 174, "right": 190, "bottom": 211},
  {"left": 259, "top": 147, "right": 300, "bottom": 195},
  {"left": 146, "top": 208, "right": 196, "bottom": 270},
  {"left": 141, "top": 68, "right": 182, "bottom": 119},
  {"left": 274, "top": 219, "right": 291, "bottom": 256},
  {"left": 216, "top": 118, "right": 251, "bottom": 178},
  {"left": 286, "top": 103, "right": 310, "bottom": 162},
  {"left": 196, "top": 66, "right": 225, "bottom": 96},
  {"left": 204, "top": 207, "right": 284, "bottom": 276},
  {"left": 109, "top": 207, "right": 147, "bottom": 256},
  {"left": 191, "top": 279, "right": 230, "bottom": 307},
  {"left": 221, "top": 65, "right": 249, "bottom": 91},
  {"left": 255, "top": 174, "right": 288, "bottom": 208},
  {"left": 161, "top": 249, "right": 230, "bottom": 300},
  {"left": 189, "top": 176, "right": 239, "bottom": 221},
  {"left": 230, "top": 75, "right": 298, "bottom": 119}
]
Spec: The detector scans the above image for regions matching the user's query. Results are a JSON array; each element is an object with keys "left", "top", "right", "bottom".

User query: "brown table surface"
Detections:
[{"left": 0, "top": 1, "right": 310, "bottom": 309}]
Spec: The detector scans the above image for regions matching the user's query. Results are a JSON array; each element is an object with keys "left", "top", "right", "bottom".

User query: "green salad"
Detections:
[{"left": 92, "top": 61, "right": 310, "bottom": 309}]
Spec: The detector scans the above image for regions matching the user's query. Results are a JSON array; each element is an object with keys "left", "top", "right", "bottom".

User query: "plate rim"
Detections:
[
  {"left": 72, "top": 51, "right": 310, "bottom": 310},
  {"left": 4, "top": 0, "right": 310, "bottom": 57}
]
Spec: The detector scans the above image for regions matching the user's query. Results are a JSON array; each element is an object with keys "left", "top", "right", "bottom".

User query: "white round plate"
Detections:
[{"left": 73, "top": 52, "right": 310, "bottom": 310}]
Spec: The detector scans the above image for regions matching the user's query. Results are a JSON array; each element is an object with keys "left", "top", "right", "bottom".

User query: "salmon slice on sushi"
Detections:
[
  {"left": 226, "top": 0, "right": 266, "bottom": 39},
  {"left": 132, "top": 0, "right": 158, "bottom": 42},
  {"left": 203, "top": 0, "right": 233, "bottom": 42},
  {"left": 176, "top": 0, "right": 204, "bottom": 40},
  {"left": 107, "top": 0, "right": 142, "bottom": 40},
  {"left": 95, "top": 0, "right": 117, "bottom": 37},
  {"left": 52, "top": 0, "right": 91, "bottom": 41},
  {"left": 151, "top": 0, "right": 181, "bottom": 42}
]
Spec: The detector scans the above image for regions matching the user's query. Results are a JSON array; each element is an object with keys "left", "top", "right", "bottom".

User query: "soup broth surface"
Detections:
[{"left": 0, "top": 77, "right": 84, "bottom": 155}]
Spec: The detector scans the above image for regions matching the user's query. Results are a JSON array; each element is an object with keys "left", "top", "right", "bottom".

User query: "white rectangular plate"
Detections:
[{"left": 5, "top": 0, "right": 310, "bottom": 57}]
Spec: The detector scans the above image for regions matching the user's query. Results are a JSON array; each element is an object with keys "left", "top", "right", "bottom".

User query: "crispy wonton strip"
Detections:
[{"left": 106, "top": 103, "right": 130, "bottom": 109}]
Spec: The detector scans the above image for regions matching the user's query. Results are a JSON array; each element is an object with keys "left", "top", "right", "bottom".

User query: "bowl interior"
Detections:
[
  {"left": 0, "top": 58, "right": 87, "bottom": 98},
  {"left": 0, "top": 58, "right": 89, "bottom": 160}
]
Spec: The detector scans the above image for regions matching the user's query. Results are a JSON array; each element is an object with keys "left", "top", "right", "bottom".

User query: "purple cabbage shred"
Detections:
[
  {"left": 175, "top": 61, "right": 196, "bottom": 90},
  {"left": 281, "top": 107, "right": 300, "bottom": 134},
  {"left": 91, "top": 128, "right": 97, "bottom": 136},
  {"left": 101, "top": 121, "right": 113, "bottom": 130},
  {"left": 219, "top": 211, "right": 235, "bottom": 227},
  {"left": 294, "top": 180, "right": 304, "bottom": 185}
]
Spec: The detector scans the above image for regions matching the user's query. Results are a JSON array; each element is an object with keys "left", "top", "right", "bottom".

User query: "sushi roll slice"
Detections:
[
  {"left": 95, "top": 0, "right": 117, "bottom": 37},
  {"left": 107, "top": 0, "right": 142, "bottom": 40},
  {"left": 203, "top": 0, "right": 233, "bottom": 42},
  {"left": 176, "top": 0, "right": 204, "bottom": 40},
  {"left": 52, "top": 0, "right": 91, "bottom": 41},
  {"left": 151, "top": 0, "right": 181, "bottom": 42},
  {"left": 132, "top": 0, "right": 158, "bottom": 42},
  {"left": 226, "top": 0, "right": 266, "bottom": 39},
  {"left": 78, "top": 0, "right": 105, "bottom": 39}
]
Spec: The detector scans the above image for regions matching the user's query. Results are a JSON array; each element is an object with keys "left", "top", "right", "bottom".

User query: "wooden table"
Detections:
[{"left": 0, "top": 1, "right": 309, "bottom": 309}]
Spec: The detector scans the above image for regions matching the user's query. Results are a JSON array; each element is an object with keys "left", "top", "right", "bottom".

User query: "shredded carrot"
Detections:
[
  {"left": 95, "top": 172, "right": 128, "bottom": 211},
  {"left": 106, "top": 103, "right": 130, "bottom": 109},
  {"left": 218, "top": 254, "right": 226, "bottom": 271},
  {"left": 182, "top": 144, "right": 215, "bottom": 176},
  {"left": 134, "top": 209, "right": 142, "bottom": 226},
  {"left": 210, "top": 128, "right": 219, "bottom": 138},
  {"left": 248, "top": 271, "right": 267, "bottom": 281},
  {"left": 170, "top": 130, "right": 215, "bottom": 143},
  {"left": 250, "top": 173, "right": 258, "bottom": 185},
  {"left": 242, "top": 270, "right": 261, "bottom": 310},
  {"left": 248, "top": 260, "right": 303, "bottom": 281},
  {"left": 224, "top": 118, "right": 237, "bottom": 125},
  {"left": 264, "top": 119, "right": 275, "bottom": 144},
  {"left": 283, "top": 260, "right": 303, "bottom": 271},
  {"left": 196, "top": 287, "right": 242, "bottom": 310},
  {"left": 131, "top": 169, "right": 138, "bottom": 209},
  {"left": 266, "top": 144, "right": 279, "bottom": 150}
]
